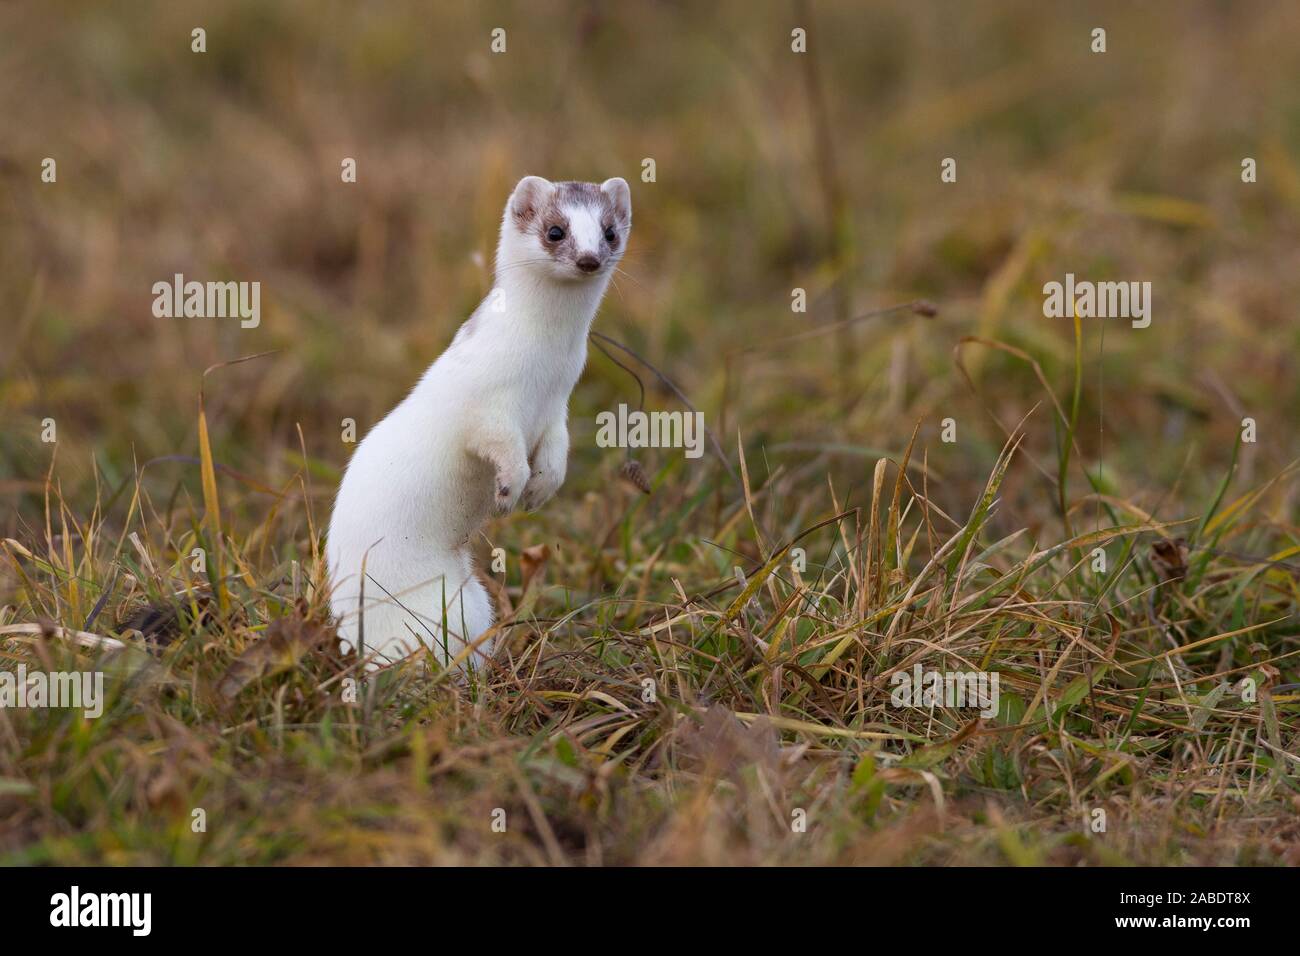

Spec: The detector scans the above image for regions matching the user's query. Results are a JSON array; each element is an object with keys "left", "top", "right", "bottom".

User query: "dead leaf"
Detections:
[
  {"left": 521, "top": 543, "right": 551, "bottom": 594},
  {"left": 117, "top": 593, "right": 214, "bottom": 648},
  {"left": 216, "top": 613, "right": 335, "bottom": 699},
  {"left": 1150, "top": 537, "right": 1189, "bottom": 582}
]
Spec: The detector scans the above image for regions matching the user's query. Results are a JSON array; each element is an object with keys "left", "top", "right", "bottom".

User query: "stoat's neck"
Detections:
[{"left": 494, "top": 266, "right": 611, "bottom": 338}]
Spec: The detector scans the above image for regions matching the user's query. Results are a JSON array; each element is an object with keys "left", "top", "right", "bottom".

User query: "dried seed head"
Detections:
[{"left": 619, "top": 458, "right": 652, "bottom": 495}]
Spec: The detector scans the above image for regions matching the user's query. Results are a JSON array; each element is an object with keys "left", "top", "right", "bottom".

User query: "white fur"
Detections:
[{"left": 326, "top": 176, "right": 630, "bottom": 672}]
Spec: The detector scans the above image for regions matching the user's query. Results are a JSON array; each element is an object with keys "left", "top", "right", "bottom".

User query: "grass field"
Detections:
[{"left": 2, "top": 0, "right": 1299, "bottom": 865}]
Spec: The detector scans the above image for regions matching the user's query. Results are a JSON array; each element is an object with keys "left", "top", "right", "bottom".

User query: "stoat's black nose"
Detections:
[{"left": 576, "top": 255, "right": 600, "bottom": 273}]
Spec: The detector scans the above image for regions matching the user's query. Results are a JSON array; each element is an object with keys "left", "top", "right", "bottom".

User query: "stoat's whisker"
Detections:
[{"left": 612, "top": 266, "right": 643, "bottom": 290}]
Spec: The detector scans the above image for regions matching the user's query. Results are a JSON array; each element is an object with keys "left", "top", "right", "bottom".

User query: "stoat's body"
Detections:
[{"left": 326, "top": 176, "right": 631, "bottom": 670}]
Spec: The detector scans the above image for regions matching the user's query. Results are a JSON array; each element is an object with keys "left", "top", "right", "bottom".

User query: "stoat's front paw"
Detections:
[
  {"left": 521, "top": 466, "right": 564, "bottom": 511},
  {"left": 494, "top": 463, "right": 529, "bottom": 515}
]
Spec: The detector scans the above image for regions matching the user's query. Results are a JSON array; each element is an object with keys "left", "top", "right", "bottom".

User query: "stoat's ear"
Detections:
[
  {"left": 509, "top": 176, "right": 553, "bottom": 226},
  {"left": 601, "top": 177, "right": 631, "bottom": 224}
]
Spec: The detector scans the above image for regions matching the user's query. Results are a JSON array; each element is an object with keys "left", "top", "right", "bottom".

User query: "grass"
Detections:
[{"left": 2, "top": 0, "right": 1300, "bottom": 865}]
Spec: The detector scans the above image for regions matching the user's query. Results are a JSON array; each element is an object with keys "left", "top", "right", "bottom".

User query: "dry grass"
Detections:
[{"left": 2, "top": 0, "right": 1300, "bottom": 865}]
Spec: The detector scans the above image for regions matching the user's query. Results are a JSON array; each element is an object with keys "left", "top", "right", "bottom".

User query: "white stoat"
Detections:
[{"left": 326, "top": 175, "right": 632, "bottom": 671}]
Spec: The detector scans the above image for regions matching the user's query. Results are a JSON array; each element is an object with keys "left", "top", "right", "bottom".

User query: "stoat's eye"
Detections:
[
  {"left": 604, "top": 226, "right": 617, "bottom": 245},
  {"left": 546, "top": 225, "right": 565, "bottom": 242}
]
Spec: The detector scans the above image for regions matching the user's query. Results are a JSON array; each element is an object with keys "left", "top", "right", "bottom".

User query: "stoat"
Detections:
[{"left": 326, "top": 176, "right": 632, "bottom": 671}]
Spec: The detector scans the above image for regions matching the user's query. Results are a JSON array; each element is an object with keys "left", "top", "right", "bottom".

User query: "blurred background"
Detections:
[{"left": 2, "top": 0, "right": 1299, "bottom": 548}]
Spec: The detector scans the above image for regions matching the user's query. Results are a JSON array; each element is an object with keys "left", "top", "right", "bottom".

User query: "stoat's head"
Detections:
[{"left": 499, "top": 176, "right": 631, "bottom": 283}]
